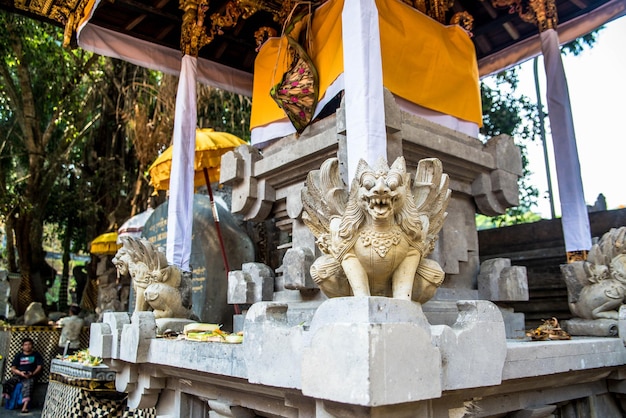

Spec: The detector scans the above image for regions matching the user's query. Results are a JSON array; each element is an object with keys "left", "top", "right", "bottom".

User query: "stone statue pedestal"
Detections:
[{"left": 302, "top": 297, "right": 441, "bottom": 406}]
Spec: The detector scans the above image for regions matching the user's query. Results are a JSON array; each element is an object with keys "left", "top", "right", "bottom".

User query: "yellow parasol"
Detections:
[
  {"left": 148, "top": 128, "right": 246, "bottom": 314},
  {"left": 148, "top": 128, "right": 246, "bottom": 192},
  {"left": 90, "top": 232, "right": 121, "bottom": 255}
]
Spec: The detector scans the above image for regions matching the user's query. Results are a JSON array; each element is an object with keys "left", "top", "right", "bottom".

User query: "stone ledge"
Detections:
[
  {"left": 503, "top": 337, "right": 626, "bottom": 380},
  {"left": 147, "top": 338, "right": 247, "bottom": 379}
]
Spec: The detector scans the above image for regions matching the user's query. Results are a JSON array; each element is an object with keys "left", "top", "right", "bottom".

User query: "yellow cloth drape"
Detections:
[{"left": 251, "top": 0, "right": 481, "bottom": 130}]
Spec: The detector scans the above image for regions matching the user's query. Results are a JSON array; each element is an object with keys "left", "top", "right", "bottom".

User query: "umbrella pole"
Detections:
[{"left": 203, "top": 168, "right": 241, "bottom": 315}]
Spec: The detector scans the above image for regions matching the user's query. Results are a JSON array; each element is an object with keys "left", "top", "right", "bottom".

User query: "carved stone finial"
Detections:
[
  {"left": 301, "top": 157, "right": 451, "bottom": 303},
  {"left": 491, "top": 0, "right": 558, "bottom": 32}
]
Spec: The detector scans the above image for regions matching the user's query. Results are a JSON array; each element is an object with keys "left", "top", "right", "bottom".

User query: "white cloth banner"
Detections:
[
  {"left": 342, "top": 0, "right": 387, "bottom": 183},
  {"left": 166, "top": 55, "right": 197, "bottom": 271},
  {"left": 540, "top": 29, "right": 592, "bottom": 252},
  {"left": 77, "top": 23, "right": 253, "bottom": 97}
]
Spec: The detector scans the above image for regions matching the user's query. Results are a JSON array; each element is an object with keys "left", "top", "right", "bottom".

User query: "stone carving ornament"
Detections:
[
  {"left": 301, "top": 157, "right": 450, "bottom": 302},
  {"left": 564, "top": 227, "right": 626, "bottom": 320},
  {"left": 112, "top": 237, "right": 193, "bottom": 319}
]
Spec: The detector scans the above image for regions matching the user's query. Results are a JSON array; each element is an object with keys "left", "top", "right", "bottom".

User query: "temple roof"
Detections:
[{"left": 1, "top": 0, "right": 624, "bottom": 78}]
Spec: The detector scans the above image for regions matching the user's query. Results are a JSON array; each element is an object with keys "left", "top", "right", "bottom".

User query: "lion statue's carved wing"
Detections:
[
  {"left": 412, "top": 158, "right": 451, "bottom": 255},
  {"left": 588, "top": 227, "right": 626, "bottom": 266},
  {"left": 301, "top": 158, "right": 349, "bottom": 253}
]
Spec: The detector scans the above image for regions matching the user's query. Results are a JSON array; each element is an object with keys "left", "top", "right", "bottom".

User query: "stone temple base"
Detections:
[{"left": 87, "top": 297, "right": 626, "bottom": 417}]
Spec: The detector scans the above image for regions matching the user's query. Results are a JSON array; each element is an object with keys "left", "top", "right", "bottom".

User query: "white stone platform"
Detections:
[{"left": 89, "top": 298, "right": 626, "bottom": 417}]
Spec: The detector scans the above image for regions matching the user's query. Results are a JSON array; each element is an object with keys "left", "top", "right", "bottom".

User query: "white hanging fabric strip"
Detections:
[
  {"left": 166, "top": 54, "right": 197, "bottom": 271},
  {"left": 341, "top": 0, "right": 387, "bottom": 183},
  {"left": 540, "top": 29, "right": 592, "bottom": 252},
  {"left": 77, "top": 24, "right": 253, "bottom": 96}
]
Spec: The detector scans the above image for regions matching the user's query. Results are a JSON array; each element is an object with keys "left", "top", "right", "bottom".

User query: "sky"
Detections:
[{"left": 510, "top": 15, "right": 626, "bottom": 218}]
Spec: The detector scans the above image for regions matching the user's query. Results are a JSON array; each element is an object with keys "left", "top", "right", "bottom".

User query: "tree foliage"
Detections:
[
  {"left": 0, "top": 11, "right": 106, "bottom": 308},
  {"left": 197, "top": 85, "right": 252, "bottom": 142},
  {"left": 0, "top": 10, "right": 253, "bottom": 311}
]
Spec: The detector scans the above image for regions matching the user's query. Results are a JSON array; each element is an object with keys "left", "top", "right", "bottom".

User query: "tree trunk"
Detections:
[
  {"left": 12, "top": 213, "right": 34, "bottom": 315},
  {"left": 5, "top": 216, "right": 17, "bottom": 272},
  {"left": 60, "top": 221, "right": 72, "bottom": 313},
  {"left": 58, "top": 173, "right": 76, "bottom": 312},
  {"left": 12, "top": 202, "right": 54, "bottom": 314}
]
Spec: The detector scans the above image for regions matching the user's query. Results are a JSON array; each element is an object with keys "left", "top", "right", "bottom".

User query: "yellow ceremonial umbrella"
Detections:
[
  {"left": 90, "top": 232, "right": 121, "bottom": 255},
  {"left": 148, "top": 128, "right": 246, "bottom": 192}
]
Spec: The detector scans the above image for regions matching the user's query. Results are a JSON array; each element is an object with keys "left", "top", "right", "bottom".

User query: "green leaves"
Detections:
[{"left": 480, "top": 67, "right": 540, "bottom": 227}]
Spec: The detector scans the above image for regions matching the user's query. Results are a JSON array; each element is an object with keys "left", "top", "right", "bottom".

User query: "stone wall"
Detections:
[{"left": 478, "top": 208, "right": 626, "bottom": 327}]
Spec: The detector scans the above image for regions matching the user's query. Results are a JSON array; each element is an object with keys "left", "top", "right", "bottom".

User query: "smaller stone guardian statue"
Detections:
[
  {"left": 113, "top": 237, "right": 193, "bottom": 319},
  {"left": 301, "top": 157, "right": 450, "bottom": 303},
  {"left": 564, "top": 227, "right": 626, "bottom": 320}
]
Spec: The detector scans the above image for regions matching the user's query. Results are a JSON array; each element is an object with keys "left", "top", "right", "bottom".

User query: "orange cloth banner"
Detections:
[{"left": 251, "top": 0, "right": 481, "bottom": 130}]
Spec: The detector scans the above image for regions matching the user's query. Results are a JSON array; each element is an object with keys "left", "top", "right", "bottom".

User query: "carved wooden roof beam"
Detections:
[
  {"left": 12, "top": 0, "right": 93, "bottom": 47},
  {"left": 492, "top": 0, "right": 558, "bottom": 32}
]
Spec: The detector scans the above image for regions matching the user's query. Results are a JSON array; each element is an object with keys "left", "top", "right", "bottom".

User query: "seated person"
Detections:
[
  {"left": 2, "top": 337, "right": 44, "bottom": 413},
  {"left": 56, "top": 304, "right": 84, "bottom": 356}
]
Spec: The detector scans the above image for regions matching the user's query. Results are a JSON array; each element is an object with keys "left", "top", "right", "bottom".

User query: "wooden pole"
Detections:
[{"left": 203, "top": 167, "right": 240, "bottom": 314}]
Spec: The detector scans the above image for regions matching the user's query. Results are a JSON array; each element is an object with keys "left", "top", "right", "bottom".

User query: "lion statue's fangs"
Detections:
[{"left": 301, "top": 156, "right": 451, "bottom": 303}]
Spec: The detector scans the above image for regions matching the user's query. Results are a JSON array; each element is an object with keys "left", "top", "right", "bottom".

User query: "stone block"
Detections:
[
  {"left": 89, "top": 322, "right": 112, "bottom": 358},
  {"left": 500, "top": 266, "right": 529, "bottom": 300},
  {"left": 302, "top": 297, "right": 441, "bottom": 406},
  {"left": 290, "top": 221, "right": 317, "bottom": 253},
  {"left": 243, "top": 302, "right": 304, "bottom": 389},
  {"left": 228, "top": 270, "right": 254, "bottom": 304},
  {"left": 431, "top": 300, "right": 507, "bottom": 390},
  {"left": 499, "top": 306, "right": 526, "bottom": 339},
  {"left": 233, "top": 312, "right": 246, "bottom": 334},
  {"left": 561, "top": 318, "right": 619, "bottom": 337},
  {"left": 485, "top": 134, "right": 523, "bottom": 176},
  {"left": 120, "top": 311, "right": 157, "bottom": 363},
  {"left": 282, "top": 247, "right": 316, "bottom": 290},
  {"left": 93, "top": 312, "right": 130, "bottom": 359},
  {"left": 242, "top": 263, "right": 275, "bottom": 301},
  {"left": 219, "top": 147, "right": 244, "bottom": 184},
  {"left": 503, "top": 337, "right": 626, "bottom": 380},
  {"left": 478, "top": 258, "right": 528, "bottom": 301}
]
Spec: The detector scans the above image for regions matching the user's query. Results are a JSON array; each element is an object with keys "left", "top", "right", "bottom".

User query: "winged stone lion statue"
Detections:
[
  {"left": 301, "top": 156, "right": 451, "bottom": 303},
  {"left": 113, "top": 237, "right": 193, "bottom": 319}
]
